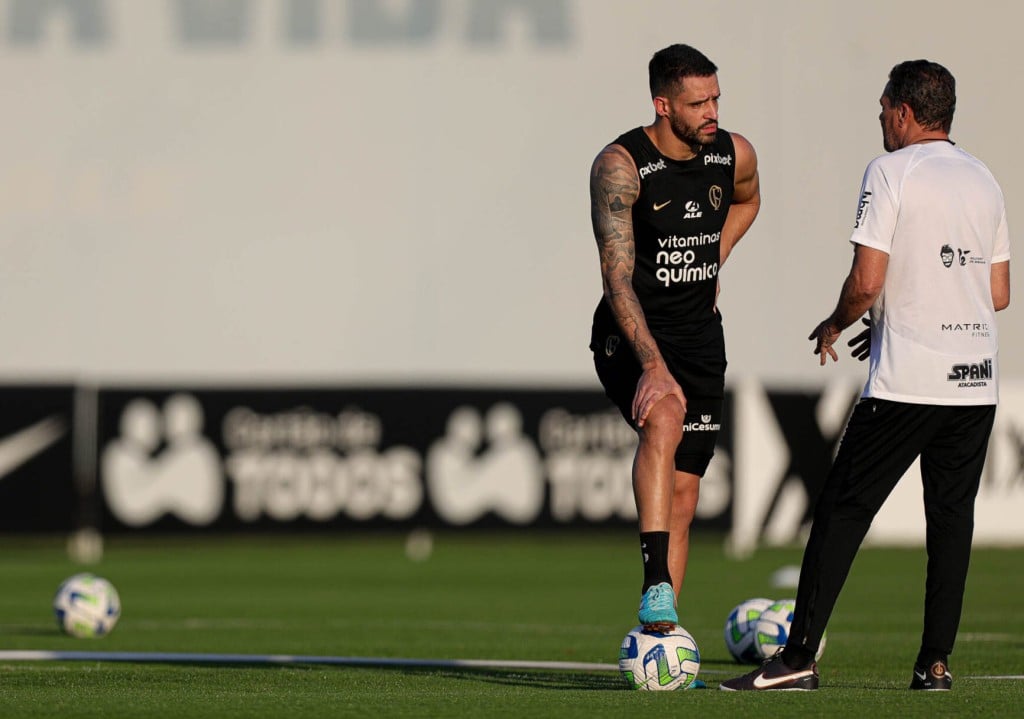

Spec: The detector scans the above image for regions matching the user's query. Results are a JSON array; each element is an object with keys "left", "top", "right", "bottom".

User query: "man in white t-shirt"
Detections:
[{"left": 721, "top": 60, "right": 1011, "bottom": 692}]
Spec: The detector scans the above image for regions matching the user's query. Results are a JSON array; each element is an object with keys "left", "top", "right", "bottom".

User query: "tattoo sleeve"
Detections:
[{"left": 590, "top": 146, "right": 661, "bottom": 368}]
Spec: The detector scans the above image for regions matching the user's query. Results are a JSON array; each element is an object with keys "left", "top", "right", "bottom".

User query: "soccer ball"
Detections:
[
  {"left": 53, "top": 573, "right": 121, "bottom": 638},
  {"left": 724, "top": 597, "right": 773, "bottom": 663},
  {"left": 752, "top": 598, "right": 826, "bottom": 661},
  {"left": 618, "top": 624, "right": 701, "bottom": 691}
]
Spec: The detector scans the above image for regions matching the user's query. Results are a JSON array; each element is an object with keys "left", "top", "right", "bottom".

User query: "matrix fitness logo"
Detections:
[{"left": 941, "top": 322, "right": 991, "bottom": 338}]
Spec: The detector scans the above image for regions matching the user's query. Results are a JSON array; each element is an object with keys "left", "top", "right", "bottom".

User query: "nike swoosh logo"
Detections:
[
  {"left": 0, "top": 416, "right": 68, "bottom": 483},
  {"left": 653, "top": 200, "right": 672, "bottom": 211},
  {"left": 752, "top": 668, "right": 816, "bottom": 689},
  {"left": 914, "top": 670, "right": 928, "bottom": 682}
]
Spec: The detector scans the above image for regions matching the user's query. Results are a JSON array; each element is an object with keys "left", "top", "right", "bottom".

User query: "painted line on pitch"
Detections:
[
  {"left": 0, "top": 650, "right": 728, "bottom": 675},
  {"left": 0, "top": 650, "right": 617, "bottom": 673}
]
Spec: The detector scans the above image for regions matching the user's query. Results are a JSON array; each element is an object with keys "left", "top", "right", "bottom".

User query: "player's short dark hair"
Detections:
[
  {"left": 649, "top": 44, "right": 717, "bottom": 98},
  {"left": 884, "top": 60, "right": 956, "bottom": 133}
]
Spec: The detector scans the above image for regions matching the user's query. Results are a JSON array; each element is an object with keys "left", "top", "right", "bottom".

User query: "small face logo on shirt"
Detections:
[{"left": 940, "top": 244, "right": 955, "bottom": 268}]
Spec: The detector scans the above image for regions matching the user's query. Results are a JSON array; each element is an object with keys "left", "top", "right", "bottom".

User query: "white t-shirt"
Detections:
[{"left": 850, "top": 141, "right": 1011, "bottom": 405}]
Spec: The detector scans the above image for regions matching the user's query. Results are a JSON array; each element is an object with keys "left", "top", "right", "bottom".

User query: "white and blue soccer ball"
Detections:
[
  {"left": 53, "top": 573, "right": 121, "bottom": 638},
  {"left": 618, "top": 624, "right": 701, "bottom": 691},
  {"left": 724, "top": 597, "right": 774, "bottom": 663},
  {"left": 752, "top": 598, "right": 826, "bottom": 661}
]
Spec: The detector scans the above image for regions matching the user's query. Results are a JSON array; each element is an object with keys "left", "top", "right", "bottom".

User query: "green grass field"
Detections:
[{"left": 0, "top": 531, "right": 1021, "bottom": 718}]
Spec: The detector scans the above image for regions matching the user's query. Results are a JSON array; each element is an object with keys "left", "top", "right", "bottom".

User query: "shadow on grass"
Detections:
[
  {"left": 0, "top": 626, "right": 64, "bottom": 637},
  {"left": 392, "top": 665, "right": 627, "bottom": 691},
  {"left": 0, "top": 650, "right": 629, "bottom": 691}
]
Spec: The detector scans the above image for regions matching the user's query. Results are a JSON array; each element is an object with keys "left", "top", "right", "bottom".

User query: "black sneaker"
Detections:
[
  {"left": 910, "top": 661, "right": 952, "bottom": 691},
  {"left": 719, "top": 652, "right": 819, "bottom": 691}
]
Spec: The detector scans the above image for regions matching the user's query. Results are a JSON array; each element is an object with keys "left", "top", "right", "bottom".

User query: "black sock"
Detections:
[
  {"left": 781, "top": 644, "right": 814, "bottom": 670},
  {"left": 916, "top": 648, "right": 948, "bottom": 669},
  {"left": 639, "top": 531, "right": 672, "bottom": 591}
]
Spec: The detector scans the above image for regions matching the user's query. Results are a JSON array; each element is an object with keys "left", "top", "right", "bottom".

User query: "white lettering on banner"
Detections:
[
  {"left": 540, "top": 406, "right": 730, "bottom": 522},
  {"left": 226, "top": 446, "right": 421, "bottom": 521},
  {"left": 540, "top": 408, "right": 637, "bottom": 521},
  {"left": 545, "top": 451, "right": 636, "bottom": 521},
  {"left": 538, "top": 409, "right": 636, "bottom": 452},
  {"left": 223, "top": 405, "right": 421, "bottom": 521},
  {"left": 223, "top": 406, "right": 381, "bottom": 451}
]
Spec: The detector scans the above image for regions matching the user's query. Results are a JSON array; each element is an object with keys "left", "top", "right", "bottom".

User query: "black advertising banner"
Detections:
[
  {"left": 94, "top": 387, "right": 736, "bottom": 533},
  {"left": 0, "top": 385, "right": 76, "bottom": 532}
]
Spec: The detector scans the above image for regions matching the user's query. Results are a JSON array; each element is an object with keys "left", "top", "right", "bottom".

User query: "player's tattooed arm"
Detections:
[{"left": 590, "top": 144, "right": 663, "bottom": 368}]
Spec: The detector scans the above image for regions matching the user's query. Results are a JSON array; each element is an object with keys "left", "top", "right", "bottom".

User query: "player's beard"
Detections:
[{"left": 669, "top": 115, "right": 717, "bottom": 150}]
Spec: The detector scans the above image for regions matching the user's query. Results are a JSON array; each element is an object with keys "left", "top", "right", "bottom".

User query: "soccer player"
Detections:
[
  {"left": 720, "top": 60, "right": 1011, "bottom": 691},
  {"left": 588, "top": 44, "right": 760, "bottom": 631}
]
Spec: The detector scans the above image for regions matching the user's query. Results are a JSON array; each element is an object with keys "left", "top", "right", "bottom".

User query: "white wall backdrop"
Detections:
[{"left": 0, "top": 0, "right": 1020, "bottom": 386}]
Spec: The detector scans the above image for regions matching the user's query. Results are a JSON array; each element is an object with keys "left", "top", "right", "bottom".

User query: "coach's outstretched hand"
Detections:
[{"left": 808, "top": 318, "right": 842, "bottom": 366}]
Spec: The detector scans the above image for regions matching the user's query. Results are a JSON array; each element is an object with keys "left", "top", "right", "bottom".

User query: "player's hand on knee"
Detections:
[{"left": 633, "top": 367, "right": 686, "bottom": 428}]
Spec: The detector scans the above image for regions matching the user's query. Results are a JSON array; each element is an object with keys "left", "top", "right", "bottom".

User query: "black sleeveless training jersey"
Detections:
[{"left": 592, "top": 127, "right": 736, "bottom": 348}]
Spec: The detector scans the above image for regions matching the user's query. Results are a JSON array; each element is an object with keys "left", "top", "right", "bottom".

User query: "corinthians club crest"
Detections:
[{"left": 709, "top": 185, "right": 723, "bottom": 211}]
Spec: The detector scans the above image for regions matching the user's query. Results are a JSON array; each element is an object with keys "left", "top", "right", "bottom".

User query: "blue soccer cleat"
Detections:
[{"left": 638, "top": 582, "right": 678, "bottom": 631}]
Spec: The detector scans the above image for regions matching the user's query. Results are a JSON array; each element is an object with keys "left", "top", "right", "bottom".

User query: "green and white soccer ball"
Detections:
[
  {"left": 618, "top": 624, "right": 701, "bottom": 691},
  {"left": 53, "top": 573, "right": 121, "bottom": 638},
  {"left": 752, "top": 598, "right": 826, "bottom": 661},
  {"left": 724, "top": 597, "right": 773, "bottom": 663}
]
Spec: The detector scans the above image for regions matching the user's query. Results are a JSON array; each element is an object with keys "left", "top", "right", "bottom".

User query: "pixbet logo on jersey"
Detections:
[
  {"left": 639, "top": 159, "right": 667, "bottom": 178},
  {"left": 704, "top": 153, "right": 732, "bottom": 166}
]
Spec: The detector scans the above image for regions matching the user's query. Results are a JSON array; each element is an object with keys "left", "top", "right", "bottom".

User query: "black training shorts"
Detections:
[{"left": 590, "top": 315, "right": 726, "bottom": 477}]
